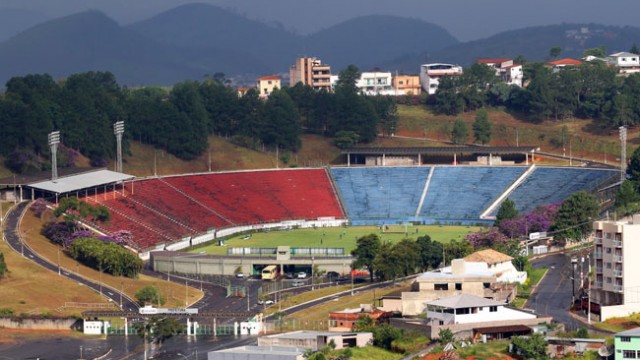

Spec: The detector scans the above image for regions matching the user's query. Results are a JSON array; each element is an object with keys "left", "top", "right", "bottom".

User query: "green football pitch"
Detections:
[{"left": 190, "top": 225, "right": 480, "bottom": 255}]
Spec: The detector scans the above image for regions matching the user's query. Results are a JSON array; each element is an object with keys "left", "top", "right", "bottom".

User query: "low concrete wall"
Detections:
[{"left": 0, "top": 317, "right": 80, "bottom": 331}]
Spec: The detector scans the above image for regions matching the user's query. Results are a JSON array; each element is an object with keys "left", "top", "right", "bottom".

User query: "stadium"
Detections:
[{"left": 11, "top": 156, "right": 618, "bottom": 264}]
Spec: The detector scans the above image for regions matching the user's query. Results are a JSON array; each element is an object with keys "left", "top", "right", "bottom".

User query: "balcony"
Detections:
[
  {"left": 596, "top": 266, "right": 603, "bottom": 274},
  {"left": 614, "top": 285, "right": 624, "bottom": 292},
  {"left": 594, "top": 237, "right": 603, "bottom": 244},
  {"left": 595, "top": 281, "right": 603, "bottom": 288},
  {"left": 613, "top": 240, "right": 622, "bottom": 247},
  {"left": 594, "top": 251, "right": 603, "bottom": 259},
  {"left": 614, "top": 255, "right": 623, "bottom": 262},
  {"left": 615, "top": 270, "right": 623, "bottom": 277}
]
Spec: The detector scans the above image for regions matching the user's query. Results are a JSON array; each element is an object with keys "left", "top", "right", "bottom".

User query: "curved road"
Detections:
[{"left": 2, "top": 201, "right": 140, "bottom": 311}]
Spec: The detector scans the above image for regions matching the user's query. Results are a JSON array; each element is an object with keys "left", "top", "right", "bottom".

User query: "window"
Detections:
[
  {"left": 623, "top": 350, "right": 636, "bottom": 358},
  {"left": 483, "top": 283, "right": 491, "bottom": 289},
  {"left": 606, "top": 247, "right": 612, "bottom": 254},
  {"left": 455, "top": 283, "right": 462, "bottom": 290},
  {"left": 607, "top": 277, "right": 612, "bottom": 284},
  {"left": 434, "top": 283, "right": 448, "bottom": 291},
  {"left": 621, "top": 337, "right": 631, "bottom": 342},
  {"left": 489, "top": 306, "right": 498, "bottom": 312},
  {"left": 607, "top": 262, "right": 612, "bottom": 269}
]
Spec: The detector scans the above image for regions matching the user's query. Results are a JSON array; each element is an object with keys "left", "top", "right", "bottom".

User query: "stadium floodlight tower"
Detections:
[
  {"left": 620, "top": 126, "right": 627, "bottom": 182},
  {"left": 113, "top": 121, "right": 124, "bottom": 173},
  {"left": 48, "top": 131, "right": 60, "bottom": 180}
]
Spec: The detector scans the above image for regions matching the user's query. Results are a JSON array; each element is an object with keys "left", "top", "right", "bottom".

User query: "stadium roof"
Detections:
[
  {"left": 0, "top": 167, "right": 101, "bottom": 186},
  {"left": 27, "top": 169, "right": 135, "bottom": 195},
  {"left": 341, "top": 146, "right": 539, "bottom": 155}
]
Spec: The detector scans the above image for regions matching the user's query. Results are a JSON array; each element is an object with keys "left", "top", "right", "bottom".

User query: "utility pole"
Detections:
[{"left": 620, "top": 126, "right": 627, "bottom": 181}]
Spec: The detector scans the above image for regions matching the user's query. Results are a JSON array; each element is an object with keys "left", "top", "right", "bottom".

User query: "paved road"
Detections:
[
  {"left": 2, "top": 202, "right": 140, "bottom": 311},
  {"left": 528, "top": 253, "right": 585, "bottom": 331}
]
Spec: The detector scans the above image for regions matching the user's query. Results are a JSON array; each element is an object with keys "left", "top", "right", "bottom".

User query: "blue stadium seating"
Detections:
[
  {"left": 331, "top": 167, "right": 431, "bottom": 223},
  {"left": 504, "top": 167, "right": 618, "bottom": 214},
  {"left": 419, "top": 166, "right": 527, "bottom": 221}
]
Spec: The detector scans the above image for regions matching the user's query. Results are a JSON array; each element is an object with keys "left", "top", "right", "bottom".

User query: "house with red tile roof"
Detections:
[{"left": 477, "top": 58, "right": 523, "bottom": 87}]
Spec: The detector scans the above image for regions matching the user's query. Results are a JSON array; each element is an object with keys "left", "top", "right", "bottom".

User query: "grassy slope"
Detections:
[
  {"left": 396, "top": 104, "right": 629, "bottom": 166},
  {"left": 20, "top": 209, "right": 203, "bottom": 309},
  {"left": 0, "top": 204, "right": 113, "bottom": 317},
  {"left": 191, "top": 225, "right": 479, "bottom": 255}
]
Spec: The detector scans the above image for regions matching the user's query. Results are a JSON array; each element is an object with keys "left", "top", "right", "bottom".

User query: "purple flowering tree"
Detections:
[
  {"left": 465, "top": 227, "right": 509, "bottom": 248},
  {"left": 499, "top": 203, "right": 560, "bottom": 239},
  {"left": 31, "top": 198, "right": 48, "bottom": 218}
]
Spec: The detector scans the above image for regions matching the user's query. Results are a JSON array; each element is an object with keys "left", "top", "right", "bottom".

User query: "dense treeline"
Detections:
[
  {"left": 0, "top": 66, "right": 395, "bottom": 173},
  {"left": 433, "top": 61, "right": 640, "bottom": 126}
]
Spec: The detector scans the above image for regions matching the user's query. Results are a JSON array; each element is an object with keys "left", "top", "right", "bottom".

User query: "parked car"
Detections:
[
  {"left": 291, "top": 280, "right": 306, "bottom": 287},
  {"left": 235, "top": 272, "right": 244, "bottom": 278},
  {"left": 257, "top": 299, "right": 274, "bottom": 305},
  {"left": 297, "top": 272, "right": 308, "bottom": 279}
]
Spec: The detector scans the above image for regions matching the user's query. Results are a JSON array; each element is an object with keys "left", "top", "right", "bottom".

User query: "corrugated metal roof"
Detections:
[
  {"left": 27, "top": 169, "right": 134, "bottom": 194},
  {"left": 341, "top": 146, "right": 539, "bottom": 155}
]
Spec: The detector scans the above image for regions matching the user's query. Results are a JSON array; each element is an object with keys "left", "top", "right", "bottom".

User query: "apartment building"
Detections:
[
  {"left": 392, "top": 75, "right": 421, "bottom": 95},
  {"left": 607, "top": 52, "right": 640, "bottom": 75},
  {"left": 256, "top": 75, "right": 281, "bottom": 98},
  {"left": 289, "top": 57, "right": 332, "bottom": 91},
  {"left": 592, "top": 215, "right": 640, "bottom": 321},
  {"left": 419, "top": 63, "right": 463, "bottom": 95},
  {"left": 477, "top": 58, "right": 523, "bottom": 87},
  {"left": 356, "top": 71, "right": 394, "bottom": 95}
]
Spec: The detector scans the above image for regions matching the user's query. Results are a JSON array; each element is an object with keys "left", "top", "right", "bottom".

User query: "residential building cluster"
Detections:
[{"left": 244, "top": 49, "right": 640, "bottom": 99}]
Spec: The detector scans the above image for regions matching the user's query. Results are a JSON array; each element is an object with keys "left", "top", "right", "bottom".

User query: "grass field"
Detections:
[
  {"left": 19, "top": 208, "right": 204, "bottom": 310},
  {"left": 190, "top": 225, "right": 480, "bottom": 255}
]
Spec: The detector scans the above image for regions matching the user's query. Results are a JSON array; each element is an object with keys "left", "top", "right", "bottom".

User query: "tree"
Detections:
[
  {"left": 134, "top": 316, "right": 184, "bottom": 357},
  {"left": 551, "top": 191, "right": 599, "bottom": 242},
  {"left": 260, "top": 88, "right": 301, "bottom": 151},
  {"left": 451, "top": 118, "right": 468, "bottom": 144},
  {"left": 495, "top": 199, "right": 519, "bottom": 228},
  {"left": 627, "top": 146, "right": 640, "bottom": 181},
  {"left": 465, "top": 228, "right": 509, "bottom": 248},
  {"left": 416, "top": 235, "right": 443, "bottom": 271},
  {"left": 434, "top": 76, "right": 464, "bottom": 115},
  {"left": 511, "top": 333, "right": 548, "bottom": 360},
  {"left": 334, "top": 130, "right": 360, "bottom": 149},
  {"left": 438, "top": 328, "right": 455, "bottom": 344},
  {"left": 549, "top": 46, "right": 562, "bottom": 59},
  {"left": 351, "top": 234, "right": 381, "bottom": 282},
  {"left": 631, "top": 43, "right": 640, "bottom": 55},
  {"left": 0, "top": 251, "right": 7, "bottom": 279},
  {"left": 472, "top": 108, "right": 492, "bottom": 144},
  {"left": 135, "top": 286, "right": 166, "bottom": 306},
  {"left": 583, "top": 46, "right": 606, "bottom": 58}
]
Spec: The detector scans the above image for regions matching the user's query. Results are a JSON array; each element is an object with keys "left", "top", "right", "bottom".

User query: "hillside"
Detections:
[
  {"left": 305, "top": 14, "right": 458, "bottom": 71},
  {"left": 386, "top": 23, "right": 640, "bottom": 69},
  {"left": 0, "top": 8, "right": 49, "bottom": 42},
  {"left": 0, "top": 4, "right": 458, "bottom": 86},
  {"left": 0, "top": 10, "right": 203, "bottom": 86}
]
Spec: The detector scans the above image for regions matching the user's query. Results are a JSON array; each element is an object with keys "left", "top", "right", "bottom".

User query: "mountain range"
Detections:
[{"left": 0, "top": 3, "right": 639, "bottom": 86}]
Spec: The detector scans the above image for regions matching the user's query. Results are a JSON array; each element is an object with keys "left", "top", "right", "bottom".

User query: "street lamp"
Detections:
[{"left": 571, "top": 258, "right": 577, "bottom": 305}]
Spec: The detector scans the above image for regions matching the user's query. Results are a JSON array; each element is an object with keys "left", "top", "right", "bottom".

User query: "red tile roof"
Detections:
[
  {"left": 548, "top": 58, "right": 583, "bottom": 66},
  {"left": 257, "top": 75, "right": 281, "bottom": 81}
]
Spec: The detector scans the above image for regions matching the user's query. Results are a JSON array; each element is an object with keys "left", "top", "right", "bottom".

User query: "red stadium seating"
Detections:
[{"left": 83, "top": 169, "right": 344, "bottom": 250}]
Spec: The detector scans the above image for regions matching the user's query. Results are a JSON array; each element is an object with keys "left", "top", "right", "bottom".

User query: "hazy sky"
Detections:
[{"left": 3, "top": 0, "right": 640, "bottom": 41}]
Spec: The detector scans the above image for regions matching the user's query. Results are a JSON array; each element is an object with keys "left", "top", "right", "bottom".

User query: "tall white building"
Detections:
[
  {"left": 607, "top": 52, "right": 640, "bottom": 75},
  {"left": 592, "top": 215, "right": 640, "bottom": 320},
  {"left": 419, "top": 63, "right": 463, "bottom": 95}
]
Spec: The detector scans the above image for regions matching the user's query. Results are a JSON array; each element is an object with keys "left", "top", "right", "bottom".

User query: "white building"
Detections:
[
  {"left": 607, "top": 52, "right": 640, "bottom": 74},
  {"left": 208, "top": 346, "right": 306, "bottom": 360},
  {"left": 419, "top": 63, "right": 463, "bottom": 95},
  {"left": 83, "top": 319, "right": 109, "bottom": 335},
  {"left": 383, "top": 259, "right": 516, "bottom": 316},
  {"left": 592, "top": 215, "right": 640, "bottom": 321},
  {"left": 477, "top": 58, "right": 523, "bottom": 87},
  {"left": 464, "top": 249, "right": 527, "bottom": 284},
  {"left": 356, "top": 71, "right": 394, "bottom": 95},
  {"left": 425, "top": 293, "right": 536, "bottom": 325},
  {"left": 258, "top": 331, "right": 373, "bottom": 350}
]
